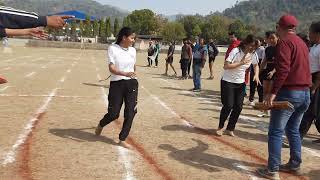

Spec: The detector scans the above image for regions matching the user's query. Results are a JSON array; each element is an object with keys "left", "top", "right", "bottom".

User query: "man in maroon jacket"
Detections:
[{"left": 257, "top": 15, "right": 312, "bottom": 180}]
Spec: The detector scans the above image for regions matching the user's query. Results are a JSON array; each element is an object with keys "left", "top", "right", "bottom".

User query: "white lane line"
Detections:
[
  {"left": 0, "top": 86, "right": 10, "bottom": 92},
  {"left": 233, "top": 163, "right": 261, "bottom": 180},
  {"left": 97, "top": 73, "right": 136, "bottom": 180},
  {"left": 1, "top": 88, "right": 57, "bottom": 166},
  {"left": 25, "top": 72, "right": 36, "bottom": 78}
]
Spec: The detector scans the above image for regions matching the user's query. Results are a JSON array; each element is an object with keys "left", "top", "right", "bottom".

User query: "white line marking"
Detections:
[
  {"left": 0, "top": 86, "right": 10, "bottom": 92},
  {"left": 0, "top": 94, "right": 89, "bottom": 98},
  {"left": 1, "top": 88, "right": 57, "bottom": 166},
  {"left": 118, "top": 147, "right": 136, "bottom": 180},
  {"left": 233, "top": 163, "right": 261, "bottom": 180},
  {"left": 25, "top": 72, "right": 36, "bottom": 78}
]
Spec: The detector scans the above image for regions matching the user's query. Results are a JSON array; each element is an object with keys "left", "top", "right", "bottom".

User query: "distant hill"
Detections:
[
  {"left": 2, "top": 0, "right": 129, "bottom": 19},
  {"left": 223, "top": 0, "right": 320, "bottom": 34}
]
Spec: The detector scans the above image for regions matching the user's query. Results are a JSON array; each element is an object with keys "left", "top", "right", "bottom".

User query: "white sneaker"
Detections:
[
  {"left": 224, "top": 130, "right": 235, "bottom": 137},
  {"left": 215, "top": 129, "right": 223, "bottom": 136},
  {"left": 249, "top": 101, "right": 255, "bottom": 106}
]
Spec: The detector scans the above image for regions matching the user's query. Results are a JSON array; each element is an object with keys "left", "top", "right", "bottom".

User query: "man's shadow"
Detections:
[
  {"left": 159, "top": 139, "right": 260, "bottom": 173},
  {"left": 49, "top": 127, "right": 118, "bottom": 146}
]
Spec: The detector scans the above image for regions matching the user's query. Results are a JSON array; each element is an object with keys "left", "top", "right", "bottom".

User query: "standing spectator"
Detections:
[
  {"left": 248, "top": 39, "right": 264, "bottom": 106},
  {"left": 192, "top": 38, "right": 207, "bottom": 92},
  {"left": 147, "top": 41, "right": 156, "bottom": 67},
  {"left": 207, "top": 39, "right": 219, "bottom": 79},
  {"left": 299, "top": 21, "right": 320, "bottom": 141},
  {"left": 257, "top": 15, "right": 312, "bottom": 179},
  {"left": 180, "top": 38, "right": 193, "bottom": 79},
  {"left": 164, "top": 41, "right": 177, "bottom": 76},
  {"left": 187, "top": 39, "right": 195, "bottom": 78},
  {"left": 155, "top": 40, "right": 161, "bottom": 68}
]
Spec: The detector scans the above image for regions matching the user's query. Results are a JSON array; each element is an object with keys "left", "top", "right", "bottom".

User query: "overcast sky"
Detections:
[{"left": 96, "top": 0, "right": 245, "bottom": 15}]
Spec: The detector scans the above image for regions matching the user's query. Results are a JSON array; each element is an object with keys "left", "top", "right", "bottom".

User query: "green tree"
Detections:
[
  {"left": 178, "top": 15, "right": 203, "bottom": 39},
  {"left": 83, "top": 16, "right": 92, "bottom": 37},
  {"left": 201, "top": 15, "right": 232, "bottom": 44},
  {"left": 93, "top": 19, "right": 99, "bottom": 37},
  {"left": 192, "top": 24, "right": 202, "bottom": 38},
  {"left": 228, "top": 19, "right": 250, "bottom": 40},
  {"left": 70, "top": 20, "right": 77, "bottom": 38},
  {"left": 79, "top": 21, "right": 84, "bottom": 36},
  {"left": 161, "top": 22, "right": 186, "bottom": 42},
  {"left": 113, "top": 18, "right": 120, "bottom": 36},
  {"left": 99, "top": 19, "right": 106, "bottom": 37},
  {"left": 105, "top": 17, "right": 112, "bottom": 37},
  {"left": 125, "top": 9, "right": 158, "bottom": 35}
]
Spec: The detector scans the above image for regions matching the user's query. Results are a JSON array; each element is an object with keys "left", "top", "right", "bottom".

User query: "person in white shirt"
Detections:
[
  {"left": 95, "top": 27, "right": 138, "bottom": 149},
  {"left": 216, "top": 35, "right": 261, "bottom": 137},
  {"left": 299, "top": 22, "right": 320, "bottom": 141}
]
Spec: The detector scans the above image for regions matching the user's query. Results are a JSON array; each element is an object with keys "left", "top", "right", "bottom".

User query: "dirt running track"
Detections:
[{"left": 0, "top": 46, "right": 319, "bottom": 180}]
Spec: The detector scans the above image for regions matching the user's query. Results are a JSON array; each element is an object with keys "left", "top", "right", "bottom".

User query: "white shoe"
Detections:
[
  {"left": 249, "top": 101, "right": 255, "bottom": 106},
  {"left": 215, "top": 129, "right": 223, "bottom": 136},
  {"left": 224, "top": 130, "right": 235, "bottom": 137}
]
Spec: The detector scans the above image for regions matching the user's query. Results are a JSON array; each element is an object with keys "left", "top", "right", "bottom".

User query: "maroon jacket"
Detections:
[{"left": 272, "top": 33, "right": 312, "bottom": 95}]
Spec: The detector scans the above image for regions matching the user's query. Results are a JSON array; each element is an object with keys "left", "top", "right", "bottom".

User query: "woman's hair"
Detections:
[
  {"left": 115, "top": 27, "right": 135, "bottom": 45},
  {"left": 310, "top": 21, "right": 320, "bottom": 34},
  {"left": 238, "top": 34, "right": 256, "bottom": 50},
  {"left": 265, "top": 31, "right": 276, "bottom": 38}
]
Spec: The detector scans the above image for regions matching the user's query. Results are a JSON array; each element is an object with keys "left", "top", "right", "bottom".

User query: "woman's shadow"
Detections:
[
  {"left": 159, "top": 139, "right": 261, "bottom": 174},
  {"left": 49, "top": 127, "right": 118, "bottom": 146}
]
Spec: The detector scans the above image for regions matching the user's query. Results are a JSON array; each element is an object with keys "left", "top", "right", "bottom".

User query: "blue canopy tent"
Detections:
[{"left": 50, "top": 10, "right": 96, "bottom": 22}]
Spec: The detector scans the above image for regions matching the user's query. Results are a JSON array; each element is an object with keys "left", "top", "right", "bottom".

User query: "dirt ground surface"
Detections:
[{"left": 0, "top": 46, "right": 319, "bottom": 180}]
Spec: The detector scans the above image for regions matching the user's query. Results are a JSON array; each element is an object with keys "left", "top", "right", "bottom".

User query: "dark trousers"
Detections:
[
  {"left": 180, "top": 59, "right": 189, "bottom": 78},
  {"left": 219, "top": 80, "right": 246, "bottom": 131},
  {"left": 99, "top": 79, "right": 138, "bottom": 141},
  {"left": 148, "top": 57, "right": 152, "bottom": 66},
  {"left": 299, "top": 88, "right": 320, "bottom": 138},
  {"left": 155, "top": 55, "right": 159, "bottom": 66},
  {"left": 187, "top": 60, "right": 192, "bottom": 75},
  {"left": 249, "top": 65, "right": 263, "bottom": 102}
]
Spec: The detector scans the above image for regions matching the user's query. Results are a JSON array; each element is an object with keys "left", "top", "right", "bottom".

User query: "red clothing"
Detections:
[
  {"left": 271, "top": 33, "right": 312, "bottom": 95},
  {"left": 225, "top": 39, "right": 241, "bottom": 60}
]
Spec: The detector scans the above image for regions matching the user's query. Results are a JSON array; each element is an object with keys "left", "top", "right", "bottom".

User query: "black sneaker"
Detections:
[
  {"left": 256, "top": 168, "right": 280, "bottom": 180},
  {"left": 279, "top": 163, "right": 302, "bottom": 175}
]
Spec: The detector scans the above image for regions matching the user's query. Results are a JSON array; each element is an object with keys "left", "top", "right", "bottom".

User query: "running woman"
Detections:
[
  {"left": 216, "top": 35, "right": 260, "bottom": 137},
  {"left": 95, "top": 27, "right": 138, "bottom": 149}
]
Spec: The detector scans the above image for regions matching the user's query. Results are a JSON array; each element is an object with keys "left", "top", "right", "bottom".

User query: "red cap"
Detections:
[{"left": 278, "top": 15, "right": 298, "bottom": 28}]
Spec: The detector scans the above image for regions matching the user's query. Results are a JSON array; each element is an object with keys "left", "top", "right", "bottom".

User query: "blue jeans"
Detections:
[
  {"left": 193, "top": 63, "right": 202, "bottom": 89},
  {"left": 268, "top": 89, "right": 310, "bottom": 172}
]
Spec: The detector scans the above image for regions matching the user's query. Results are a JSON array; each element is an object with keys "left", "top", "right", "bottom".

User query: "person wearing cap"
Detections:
[{"left": 257, "top": 15, "right": 312, "bottom": 180}]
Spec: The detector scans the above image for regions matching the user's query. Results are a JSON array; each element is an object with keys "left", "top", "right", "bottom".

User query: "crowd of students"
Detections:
[{"left": 144, "top": 14, "right": 320, "bottom": 180}]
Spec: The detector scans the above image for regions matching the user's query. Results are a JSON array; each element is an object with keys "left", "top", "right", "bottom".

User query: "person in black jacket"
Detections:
[{"left": 0, "top": 6, "right": 73, "bottom": 38}]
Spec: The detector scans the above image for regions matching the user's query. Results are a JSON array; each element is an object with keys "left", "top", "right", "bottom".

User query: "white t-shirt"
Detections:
[
  {"left": 222, "top": 48, "right": 259, "bottom": 84},
  {"left": 256, "top": 46, "right": 265, "bottom": 60},
  {"left": 309, "top": 44, "right": 320, "bottom": 74},
  {"left": 107, "top": 44, "right": 136, "bottom": 81}
]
